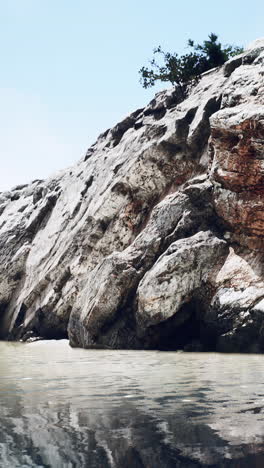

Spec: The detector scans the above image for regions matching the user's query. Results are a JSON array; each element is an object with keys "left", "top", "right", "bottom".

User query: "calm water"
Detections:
[{"left": 0, "top": 341, "right": 264, "bottom": 467}]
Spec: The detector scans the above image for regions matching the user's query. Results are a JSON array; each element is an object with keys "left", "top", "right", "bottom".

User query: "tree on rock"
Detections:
[{"left": 139, "top": 33, "right": 243, "bottom": 95}]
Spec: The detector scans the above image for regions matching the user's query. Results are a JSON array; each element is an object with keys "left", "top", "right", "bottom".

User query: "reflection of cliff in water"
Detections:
[
  {"left": 1, "top": 342, "right": 264, "bottom": 467},
  {"left": 0, "top": 397, "right": 202, "bottom": 467},
  {"left": 1, "top": 398, "right": 264, "bottom": 468}
]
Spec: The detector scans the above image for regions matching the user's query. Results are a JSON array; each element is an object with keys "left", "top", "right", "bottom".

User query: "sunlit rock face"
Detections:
[
  {"left": 0, "top": 39, "right": 263, "bottom": 352},
  {"left": 211, "top": 113, "right": 264, "bottom": 249},
  {"left": 210, "top": 56, "right": 264, "bottom": 250}
]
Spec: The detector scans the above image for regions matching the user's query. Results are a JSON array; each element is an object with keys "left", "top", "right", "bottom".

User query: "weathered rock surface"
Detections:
[{"left": 0, "top": 39, "right": 263, "bottom": 352}]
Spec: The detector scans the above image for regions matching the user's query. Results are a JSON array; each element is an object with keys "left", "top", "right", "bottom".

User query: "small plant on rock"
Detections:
[{"left": 139, "top": 33, "right": 243, "bottom": 96}]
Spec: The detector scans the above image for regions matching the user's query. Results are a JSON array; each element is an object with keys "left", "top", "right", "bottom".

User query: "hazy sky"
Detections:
[{"left": 0, "top": 0, "right": 263, "bottom": 191}]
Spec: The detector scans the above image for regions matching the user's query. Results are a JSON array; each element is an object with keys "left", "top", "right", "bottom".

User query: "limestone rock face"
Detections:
[
  {"left": 0, "top": 39, "right": 264, "bottom": 352},
  {"left": 210, "top": 56, "right": 264, "bottom": 250},
  {"left": 137, "top": 231, "right": 227, "bottom": 331}
]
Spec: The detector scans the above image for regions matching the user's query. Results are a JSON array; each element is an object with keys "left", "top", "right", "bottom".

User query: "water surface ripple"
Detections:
[{"left": 0, "top": 341, "right": 264, "bottom": 467}]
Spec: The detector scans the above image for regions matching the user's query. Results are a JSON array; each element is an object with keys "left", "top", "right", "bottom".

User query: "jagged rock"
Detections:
[
  {"left": 210, "top": 50, "right": 264, "bottom": 251},
  {"left": 201, "top": 248, "right": 264, "bottom": 352},
  {"left": 136, "top": 231, "right": 228, "bottom": 331},
  {"left": 69, "top": 178, "right": 224, "bottom": 349},
  {"left": 0, "top": 39, "right": 263, "bottom": 351}
]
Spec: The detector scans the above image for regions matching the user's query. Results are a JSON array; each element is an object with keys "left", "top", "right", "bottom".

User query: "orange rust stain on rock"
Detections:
[{"left": 211, "top": 118, "right": 264, "bottom": 250}]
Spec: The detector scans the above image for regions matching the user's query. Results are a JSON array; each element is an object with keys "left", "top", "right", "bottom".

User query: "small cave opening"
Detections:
[
  {"left": 39, "top": 327, "right": 69, "bottom": 340},
  {"left": 19, "top": 325, "right": 68, "bottom": 343},
  {"left": 32, "top": 308, "right": 69, "bottom": 341},
  {"left": 36, "top": 324, "right": 69, "bottom": 341},
  {"left": 144, "top": 300, "right": 217, "bottom": 352}
]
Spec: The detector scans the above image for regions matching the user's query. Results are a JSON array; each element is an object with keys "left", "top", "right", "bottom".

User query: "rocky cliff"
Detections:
[{"left": 0, "top": 39, "right": 263, "bottom": 352}]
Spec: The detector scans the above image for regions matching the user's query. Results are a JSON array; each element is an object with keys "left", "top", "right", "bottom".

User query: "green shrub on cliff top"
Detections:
[{"left": 139, "top": 33, "right": 243, "bottom": 95}]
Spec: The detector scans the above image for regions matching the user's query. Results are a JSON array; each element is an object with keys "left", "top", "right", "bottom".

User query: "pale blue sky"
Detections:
[{"left": 0, "top": 0, "right": 263, "bottom": 190}]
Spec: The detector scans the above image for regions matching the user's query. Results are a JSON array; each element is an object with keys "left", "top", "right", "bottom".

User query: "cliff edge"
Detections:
[{"left": 0, "top": 39, "right": 263, "bottom": 352}]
